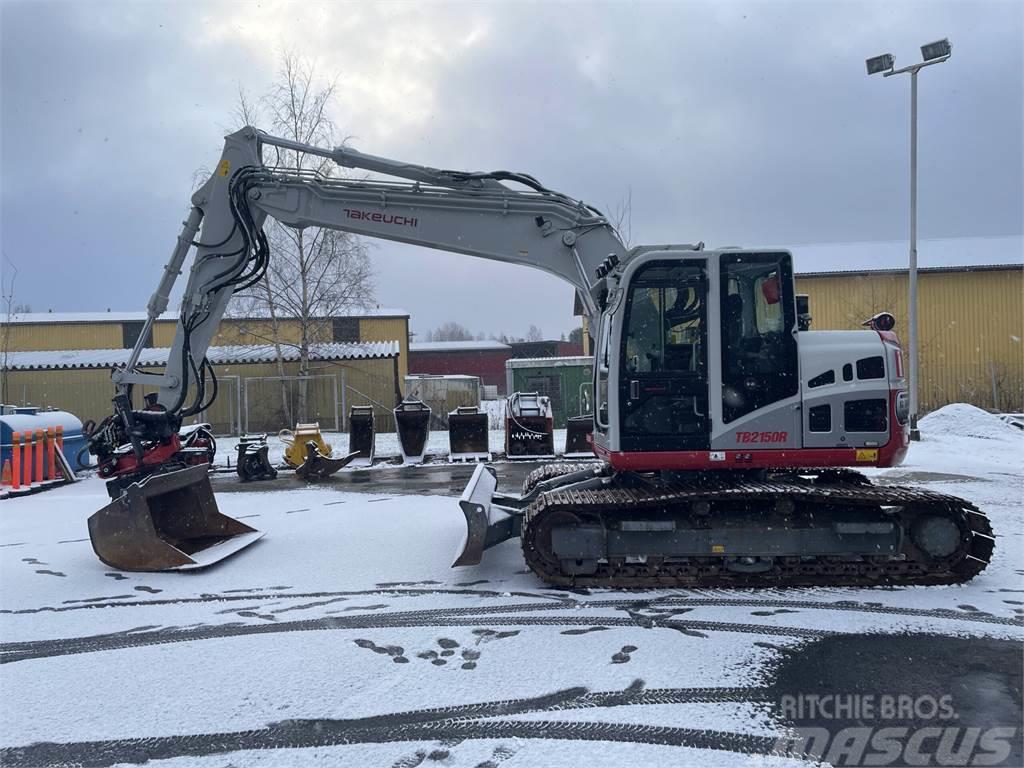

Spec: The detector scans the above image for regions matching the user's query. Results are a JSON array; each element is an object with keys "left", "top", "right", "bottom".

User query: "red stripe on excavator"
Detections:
[{"left": 593, "top": 390, "right": 909, "bottom": 471}]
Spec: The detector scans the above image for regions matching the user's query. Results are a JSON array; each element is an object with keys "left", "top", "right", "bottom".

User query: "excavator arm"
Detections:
[{"left": 112, "top": 126, "right": 626, "bottom": 421}]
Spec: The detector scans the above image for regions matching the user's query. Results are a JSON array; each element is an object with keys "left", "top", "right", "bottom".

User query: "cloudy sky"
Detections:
[{"left": 2, "top": 0, "right": 1021, "bottom": 341}]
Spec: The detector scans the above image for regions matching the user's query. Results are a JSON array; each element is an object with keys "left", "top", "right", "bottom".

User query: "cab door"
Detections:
[{"left": 618, "top": 260, "right": 709, "bottom": 452}]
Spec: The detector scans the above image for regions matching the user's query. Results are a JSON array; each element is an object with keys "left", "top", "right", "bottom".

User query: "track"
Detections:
[{"left": 523, "top": 472, "right": 995, "bottom": 588}]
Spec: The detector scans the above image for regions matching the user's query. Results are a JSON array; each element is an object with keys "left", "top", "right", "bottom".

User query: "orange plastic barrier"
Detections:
[
  {"left": 47, "top": 428, "right": 56, "bottom": 481},
  {"left": 11, "top": 432, "right": 21, "bottom": 490},
  {"left": 34, "top": 429, "right": 44, "bottom": 485}
]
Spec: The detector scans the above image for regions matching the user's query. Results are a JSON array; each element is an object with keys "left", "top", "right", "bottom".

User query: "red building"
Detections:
[{"left": 408, "top": 340, "right": 512, "bottom": 394}]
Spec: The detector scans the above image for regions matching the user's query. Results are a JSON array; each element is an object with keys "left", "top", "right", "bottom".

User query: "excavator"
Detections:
[{"left": 86, "top": 126, "right": 994, "bottom": 585}]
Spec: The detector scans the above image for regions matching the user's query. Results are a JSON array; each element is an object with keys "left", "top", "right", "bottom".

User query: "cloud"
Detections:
[{"left": 1, "top": 0, "right": 1020, "bottom": 340}]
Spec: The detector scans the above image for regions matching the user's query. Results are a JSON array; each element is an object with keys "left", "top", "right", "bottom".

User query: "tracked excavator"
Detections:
[{"left": 86, "top": 126, "right": 994, "bottom": 583}]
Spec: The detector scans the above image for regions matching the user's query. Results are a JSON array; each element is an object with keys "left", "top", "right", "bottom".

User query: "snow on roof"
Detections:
[
  {"left": 506, "top": 356, "right": 594, "bottom": 368},
  {"left": 2, "top": 341, "right": 399, "bottom": 371},
  {"left": 786, "top": 235, "right": 1023, "bottom": 275},
  {"left": 409, "top": 340, "right": 511, "bottom": 352},
  {"left": 5, "top": 306, "right": 410, "bottom": 325}
]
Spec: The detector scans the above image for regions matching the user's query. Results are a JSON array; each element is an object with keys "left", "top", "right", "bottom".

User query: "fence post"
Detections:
[{"left": 990, "top": 361, "right": 1000, "bottom": 412}]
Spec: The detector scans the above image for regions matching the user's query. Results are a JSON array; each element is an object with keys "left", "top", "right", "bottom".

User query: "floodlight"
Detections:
[
  {"left": 866, "top": 53, "right": 895, "bottom": 75},
  {"left": 921, "top": 39, "right": 951, "bottom": 62}
]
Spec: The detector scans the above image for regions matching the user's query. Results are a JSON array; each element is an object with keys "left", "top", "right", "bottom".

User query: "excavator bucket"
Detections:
[
  {"left": 394, "top": 399, "right": 431, "bottom": 464},
  {"left": 88, "top": 465, "right": 264, "bottom": 571},
  {"left": 448, "top": 406, "right": 490, "bottom": 461},
  {"left": 348, "top": 406, "right": 375, "bottom": 467},
  {"left": 453, "top": 463, "right": 521, "bottom": 566},
  {"left": 295, "top": 441, "right": 359, "bottom": 479},
  {"left": 564, "top": 415, "right": 595, "bottom": 458}
]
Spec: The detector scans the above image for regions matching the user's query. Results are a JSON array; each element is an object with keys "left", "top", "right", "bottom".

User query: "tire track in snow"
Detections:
[
  {"left": 4, "top": 589, "right": 1020, "bottom": 628},
  {"left": 0, "top": 684, "right": 783, "bottom": 766},
  {"left": 0, "top": 613, "right": 831, "bottom": 664}
]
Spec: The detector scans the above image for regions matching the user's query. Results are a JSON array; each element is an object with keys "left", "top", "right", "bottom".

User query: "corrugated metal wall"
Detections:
[
  {"left": 4, "top": 322, "right": 124, "bottom": 351},
  {"left": 796, "top": 267, "right": 1023, "bottom": 412},
  {"left": 2, "top": 356, "right": 401, "bottom": 435}
]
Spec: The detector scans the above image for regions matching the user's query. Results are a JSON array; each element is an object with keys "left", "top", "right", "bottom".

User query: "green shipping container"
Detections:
[{"left": 506, "top": 356, "right": 594, "bottom": 426}]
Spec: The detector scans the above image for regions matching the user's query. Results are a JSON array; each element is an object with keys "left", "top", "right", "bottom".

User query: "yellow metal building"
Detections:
[
  {"left": 1, "top": 308, "right": 410, "bottom": 433},
  {"left": 796, "top": 264, "right": 1023, "bottom": 413}
]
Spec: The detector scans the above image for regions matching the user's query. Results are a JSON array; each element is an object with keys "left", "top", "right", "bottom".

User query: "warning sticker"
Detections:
[
  {"left": 217, "top": 159, "right": 231, "bottom": 177},
  {"left": 856, "top": 448, "right": 879, "bottom": 462}
]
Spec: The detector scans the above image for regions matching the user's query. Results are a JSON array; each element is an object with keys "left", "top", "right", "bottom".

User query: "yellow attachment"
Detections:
[{"left": 279, "top": 423, "right": 332, "bottom": 468}]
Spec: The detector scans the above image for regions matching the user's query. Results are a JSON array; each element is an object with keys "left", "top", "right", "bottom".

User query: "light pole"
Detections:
[{"left": 866, "top": 39, "right": 951, "bottom": 441}]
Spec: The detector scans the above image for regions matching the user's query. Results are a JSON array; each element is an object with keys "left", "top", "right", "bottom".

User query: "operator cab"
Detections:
[{"left": 592, "top": 250, "right": 802, "bottom": 466}]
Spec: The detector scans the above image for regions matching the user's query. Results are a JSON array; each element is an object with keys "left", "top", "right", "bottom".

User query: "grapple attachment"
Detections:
[
  {"left": 448, "top": 406, "right": 490, "bottom": 461},
  {"left": 564, "top": 415, "right": 594, "bottom": 458},
  {"left": 453, "top": 463, "right": 521, "bottom": 566},
  {"left": 280, "top": 423, "right": 331, "bottom": 469},
  {"left": 295, "top": 441, "right": 359, "bottom": 479},
  {"left": 88, "top": 465, "right": 263, "bottom": 571},
  {"left": 348, "top": 406, "right": 375, "bottom": 467},
  {"left": 394, "top": 399, "right": 431, "bottom": 464}
]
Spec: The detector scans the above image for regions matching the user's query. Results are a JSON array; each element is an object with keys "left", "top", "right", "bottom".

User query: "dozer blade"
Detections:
[
  {"left": 88, "top": 465, "right": 263, "bottom": 572},
  {"left": 295, "top": 441, "right": 360, "bottom": 479},
  {"left": 453, "top": 463, "right": 521, "bottom": 567}
]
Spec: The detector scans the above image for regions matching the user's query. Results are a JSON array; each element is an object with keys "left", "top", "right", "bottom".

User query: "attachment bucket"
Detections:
[
  {"left": 448, "top": 406, "right": 490, "bottom": 462},
  {"left": 564, "top": 415, "right": 594, "bottom": 458},
  {"left": 88, "top": 465, "right": 264, "bottom": 571},
  {"left": 348, "top": 406, "right": 375, "bottom": 467},
  {"left": 280, "top": 423, "right": 331, "bottom": 469},
  {"left": 394, "top": 399, "right": 431, "bottom": 464}
]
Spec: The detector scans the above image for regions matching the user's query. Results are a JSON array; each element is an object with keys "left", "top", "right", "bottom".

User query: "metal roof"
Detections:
[
  {"left": 5, "top": 306, "right": 410, "bottom": 325},
  {"left": 796, "top": 263, "right": 1023, "bottom": 278},
  {"left": 409, "top": 340, "right": 512, "bottom": 352},
  {"left": 2, "top": 341, "right": 399, "bottom": 371},
  {"left": 786, "top": 235, "right": 1023, "bottom": 273},
  {"left": 507, "top": 356, "right": 594, "bottom": 368}
]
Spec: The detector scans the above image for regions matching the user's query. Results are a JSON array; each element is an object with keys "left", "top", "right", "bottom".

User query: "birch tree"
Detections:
[{"left": 229, "top": 53, "right": 374, "bottom": 424}]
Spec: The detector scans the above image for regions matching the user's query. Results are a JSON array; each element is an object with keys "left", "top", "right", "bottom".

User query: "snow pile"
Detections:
[{"left": 919, "top": 403, "right": 1022, "bottom": 440}]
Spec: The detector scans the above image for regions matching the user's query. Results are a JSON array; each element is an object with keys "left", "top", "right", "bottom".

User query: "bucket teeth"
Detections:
[
  {"left": 448, "top": 406, "right": 490, "bottom": 462},
  {"left": 87, "top": 465, "right": 263, "bottom": 572}
]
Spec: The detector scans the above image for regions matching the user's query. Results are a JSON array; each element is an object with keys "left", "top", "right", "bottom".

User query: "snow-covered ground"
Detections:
[{"left": 1, "top": 405, "right": 1021, "bottom": 767}]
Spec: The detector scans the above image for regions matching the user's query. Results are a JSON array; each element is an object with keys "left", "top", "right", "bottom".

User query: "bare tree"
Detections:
[
  {"left": 526, "top": 324, "right": 544, "bottom": 342},
  {"left": 429, "top": 321, "right": 475, "bottom": 341},
  {"left": 0, "top": 252, "right": 18, "bottom": 404},
  {"left": 228, "top": 53, "right": 375, "bottom": 423},
  {"left": 609, "top": 187, "right": 633, "bottom": 248}
]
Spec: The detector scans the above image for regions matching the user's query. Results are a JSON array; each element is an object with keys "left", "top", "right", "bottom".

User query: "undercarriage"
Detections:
[{"left": 459, "top": 463, "right": 994, "bottom": 588}]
